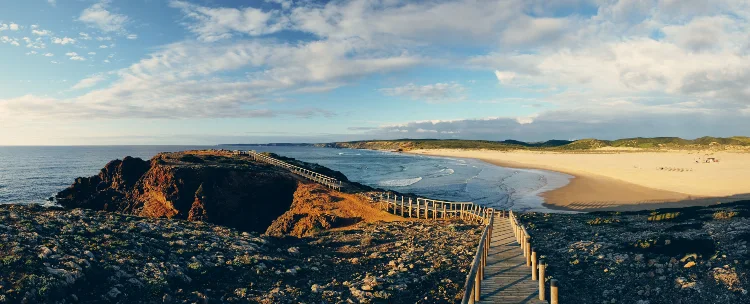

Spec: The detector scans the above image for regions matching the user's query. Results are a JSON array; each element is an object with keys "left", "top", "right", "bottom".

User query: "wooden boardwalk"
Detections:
[{"left": 479, "top": 215, "right": 546, "bottom": 304}]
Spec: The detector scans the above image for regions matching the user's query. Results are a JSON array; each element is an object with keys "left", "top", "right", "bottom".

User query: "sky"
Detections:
[{"left": 0, "top": 0, "right": 749, "bottom": 145}]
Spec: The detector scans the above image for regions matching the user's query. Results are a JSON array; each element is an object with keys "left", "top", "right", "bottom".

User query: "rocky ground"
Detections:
[
  {"left": 0, "top": 204, "right": 480, "bottom": 304},
  {"left": 519, "top": 201, "right": 750, "bottom": 304}
]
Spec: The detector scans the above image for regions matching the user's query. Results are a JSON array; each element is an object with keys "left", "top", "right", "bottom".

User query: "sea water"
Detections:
[{"left": 0, "top": 146, "right": 571, "bottom": 211}]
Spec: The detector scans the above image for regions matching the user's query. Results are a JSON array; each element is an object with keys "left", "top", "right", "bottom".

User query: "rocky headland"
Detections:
[
  {"left": 519, "top": 201, "right": 750, "bottom": 304},
  {"left": 0, "top": 150, "right": 481, "bottom": 303},
  {"left": 0, "top": 204, "right": 479, "bottom": 303}
]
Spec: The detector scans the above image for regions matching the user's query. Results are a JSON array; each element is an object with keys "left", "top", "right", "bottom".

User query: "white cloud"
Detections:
[
  {"left": 169, "top": 0, "right": 286, "bottom": 42},
  {"left": 126, "top": 34, "right": 137, "bottom": 40},
  {"left": 99, "top": 45, "right": 108, "bottom": 49},
  {"left": 4, "top": 0, "right": 750, "bottom": 141},
  {"left": 52, "top": 37, "right": 76, "bottom": 45},
  {"left": 1, "top": 36, "right": 20, "bottom": 46},
  {"left": 25, "top": 51, "right": 38, "bottom": 55},
  {"left": 48, "top": 0, "right": 56, "bottom": 7},
  {"left": 0, "top": 24, "right": 7, "bottom": 31},
  {"left": 372, "top": 104, "right": 750, "bottom": 141},
  {"left": 494, "top": 71, "right": 517, "bottom": 84},
  {"left": 44, "top": 53, "right": 54, "bottom": 57},
  {"left": 88, "top": 52, "right": 97, "bottom": 55},
  {"left": 9, "top": 23, "right": 20, "bottom": 31},
  {"left": 72, "top": 74, "right": 106, "bottom": 90},
  {"left": 0, "top": 39, "right": 421, "bottom": 120},
  {"left": 79, "top": 32, "right": 91, "bottom": 40},
  {"left": 379, "top": 82, "right": 466, "bottom": 103},
  {"left": 66, "top": 52, "right": 86, "bottom": 61},
  {"left": 79, "top": 1, "right": 129, "bottom": 33},
  {"left": 96, "top": 36, "right": 112, "bottom": 41},
  {"left": 32, "top": 29, "right": 52, "bottom": 36}
]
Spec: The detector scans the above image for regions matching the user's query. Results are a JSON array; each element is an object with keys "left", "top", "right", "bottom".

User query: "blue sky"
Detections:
[{"left": 1, "top": 0, "right": 749, "bottom": 145}]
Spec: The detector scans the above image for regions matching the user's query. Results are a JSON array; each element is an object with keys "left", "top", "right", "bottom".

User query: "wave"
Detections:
[
  {"left": 426, "top": 168, "right": 455, "bottom": 178},
  {"left": 378, "top": 177, "right": 423, "bottom": 187}
]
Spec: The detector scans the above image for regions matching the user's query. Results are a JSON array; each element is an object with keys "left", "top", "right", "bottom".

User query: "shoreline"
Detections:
[{"left": 405, "top": 149, "right": 750, "bottom": 212}]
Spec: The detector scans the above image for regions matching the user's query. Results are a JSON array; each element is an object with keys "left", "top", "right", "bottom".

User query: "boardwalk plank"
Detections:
[{"left": 477, "top": 216, "right": 547, "bottom": 304}]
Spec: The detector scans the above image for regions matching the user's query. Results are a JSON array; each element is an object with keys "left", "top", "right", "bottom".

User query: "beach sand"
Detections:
[{"left": 407, "top": 149, "right": 750, "bottom": 212}]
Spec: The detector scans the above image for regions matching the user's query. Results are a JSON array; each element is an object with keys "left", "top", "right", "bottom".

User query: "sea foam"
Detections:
[{"left": 378, "top": 177, "right": 423, "bottom": 187}]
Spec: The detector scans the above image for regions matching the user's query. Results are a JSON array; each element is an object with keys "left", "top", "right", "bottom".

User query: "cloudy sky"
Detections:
[{"left": 1, "top": 0, "right": 749, "bottom": 145}]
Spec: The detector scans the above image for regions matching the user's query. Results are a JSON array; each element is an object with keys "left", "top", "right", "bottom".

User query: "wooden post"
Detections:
[
  {"left": 525, "top": 236, "right": 531, "bottom": 266},
  {"left": 539, "top": 261, "right": 546, "bottom": 301},
  {"left": 474, "top": 271, "right": 481, "bottom": 301},
  {"left": 409, "top": 198, "right": 413, "bottom": 218},
  {"left": 531, "top": 250, "right": 538, "bottom": 280},
  {"left": 433, "top": 201, "right": 437, "bottom": 220},
  {"left": 400, "top": 196, "right": 404, "bottom": 217},
  {"left": 550, "top": 279, "right": 559, "bottom": 304},
  {"left": 424, "top": 200, "right": 428, "bottom": 219}
]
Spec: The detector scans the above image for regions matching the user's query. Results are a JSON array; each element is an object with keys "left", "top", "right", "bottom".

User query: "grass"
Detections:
[
  {"left": 713, "top": 211, "right": 739, "bottom": 220},
  {"left": 587, "top": 217, "right": 620, "bottom": 225},
  {"left": 647, "top": 212, "right": 681, "bottom": 221}
]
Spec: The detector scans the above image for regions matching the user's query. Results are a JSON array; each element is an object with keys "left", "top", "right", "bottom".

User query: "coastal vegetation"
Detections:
[
  {"left": 519, "top": 201, "right": 750, "bottom": 303},
  {"left": 320, "top": 136, "right": 750, "bottom": 151}
]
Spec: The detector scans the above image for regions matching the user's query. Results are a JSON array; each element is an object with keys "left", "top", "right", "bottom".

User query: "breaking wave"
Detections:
[{"left": 378, "top": 177, "right": 423, "bottom": 187}]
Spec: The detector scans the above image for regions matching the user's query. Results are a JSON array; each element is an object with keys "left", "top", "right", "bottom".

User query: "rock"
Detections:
[
  {"left": 55, "top": 152, "right": 300, "bottom": 233},
  {"left": 84, "top": 250, "right": 95, "bottom": 260},
  {"left": 684, "top": 261, "right": 696, "bottom": 268},
  {"left": 106, "top": 287, "right": 121, "bottom": 299},
  {"left": 287, "top": 247, "right": 300, "bottom": 255},
  {"left": 38, "top": 246, "right": 53, "bottom": 259},
  {"left": 311, "top": 284, "right": 322, "bottom": 293}
]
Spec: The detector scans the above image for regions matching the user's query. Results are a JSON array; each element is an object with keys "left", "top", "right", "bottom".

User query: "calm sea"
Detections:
[{"left": 0, "top": 146, "right": 571, "bottom": 211}]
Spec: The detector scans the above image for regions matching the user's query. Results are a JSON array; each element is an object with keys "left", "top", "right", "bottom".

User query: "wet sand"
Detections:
[{"left": 407, "top": 149, "right": 750, "bottom": 212}]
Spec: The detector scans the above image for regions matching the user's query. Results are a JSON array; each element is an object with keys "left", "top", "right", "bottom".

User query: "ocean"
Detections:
[{"left": 0, "top": 146, "right": 571, "bottom": 211}]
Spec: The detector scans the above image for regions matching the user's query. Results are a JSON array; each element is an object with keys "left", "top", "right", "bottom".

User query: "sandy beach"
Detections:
[{"left": 408, "top": 149, "right": 750, "bottom": 212}]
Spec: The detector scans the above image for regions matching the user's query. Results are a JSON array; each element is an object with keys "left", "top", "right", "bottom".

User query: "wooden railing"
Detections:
[
  {"left": 235, "top": 150, "right": 343, "bottom": 190},
  {"left": 372, "top": 192, "right": 501, "bottom": 303},
  {"left": 374, "top": 192, "right": 492, "bottom": 224},
  {"left": 510, "top": 211, "right": 558, "bottom": 303}
]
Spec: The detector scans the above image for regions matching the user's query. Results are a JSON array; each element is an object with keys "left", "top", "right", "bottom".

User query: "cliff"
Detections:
[{"left": 55, "top": 151, "right": 368, "bottom": 234}]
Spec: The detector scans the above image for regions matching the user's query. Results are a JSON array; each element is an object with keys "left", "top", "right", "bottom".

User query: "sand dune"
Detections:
[{"left": 408, "top": 149, "right": 750, "bottom": 212}]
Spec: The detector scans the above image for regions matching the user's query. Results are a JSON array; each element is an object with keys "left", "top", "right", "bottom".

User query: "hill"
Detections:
[{"left": 321, "top": 137, "right": 750, "bottom": 151}]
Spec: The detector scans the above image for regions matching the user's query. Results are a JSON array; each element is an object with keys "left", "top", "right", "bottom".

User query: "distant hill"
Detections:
[{"left": 319, "top": 137, "right": 750, "bottom": 151}]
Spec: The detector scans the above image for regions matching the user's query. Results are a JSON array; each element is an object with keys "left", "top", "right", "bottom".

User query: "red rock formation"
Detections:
[{"left": 57, "top": 151, "right": 298, "bottom": 233}]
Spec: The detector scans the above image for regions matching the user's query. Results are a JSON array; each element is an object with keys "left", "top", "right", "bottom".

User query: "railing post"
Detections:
[
  {"left": 525, "top": 236, "right": 532, "bottom": 267},
  {"left": 400, "top": 196, "right": 404, "bottom": 217},
  {"left": 409, "top": 198, "right": 413, "bottom": 218},
  {"left": 474, "top": 270, "right": 480, "bottom": 301},
  {"left": 539, "top": 260, "right": 546, "bottom": 301},
  {"left": 531, "top": 249, "right": 538, "bottom": 280},
  {"left": 550, "top": 279, "right": 559, "bottom": 304}
]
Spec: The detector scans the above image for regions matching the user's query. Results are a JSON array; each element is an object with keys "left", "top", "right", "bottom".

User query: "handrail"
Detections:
[
  {"left": 461, "top": 209, "right": 494, "bottom": 304},
  {"left": 235, "top": 150, "right": 343, "bottom": 190},
  {"left": 510, "top": 211, "right": 556, "bottom": 303}
]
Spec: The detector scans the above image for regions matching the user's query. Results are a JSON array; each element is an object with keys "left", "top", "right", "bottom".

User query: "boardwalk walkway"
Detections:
[{"left": 479, "top": 215, "right": 546, "bottom": 304}]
